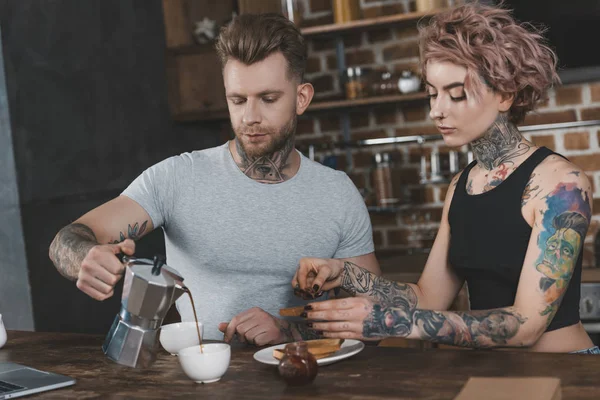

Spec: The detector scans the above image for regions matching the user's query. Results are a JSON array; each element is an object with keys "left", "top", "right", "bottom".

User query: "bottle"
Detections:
[
  {"left": 416, "top": 0, "right": 447, "bottom": 12},
  {"left": 277, "top": 342, "right": 318, "bottom": 385},
  {"left": 354, "top": 67, "right": 366, "bottom": 98},
  {"left": 333, "top": 0, "right": 361, "bottom": 23},
  {"left": 280, "top": 0, "right": 303, "bottom": 26},
  {"left": 345, "top": 67, "right": 357, "bottom": 100},
  {"left": 429, "top": 148, "right": 444, "bottom": 182},
  {"left": 372, "top": 153, "right": 397, "bottom": 207}
]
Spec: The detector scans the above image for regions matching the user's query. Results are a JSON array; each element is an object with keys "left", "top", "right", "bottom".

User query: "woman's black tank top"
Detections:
[{"left": 448, "top": 147, "right": 581, "bottom": 332}]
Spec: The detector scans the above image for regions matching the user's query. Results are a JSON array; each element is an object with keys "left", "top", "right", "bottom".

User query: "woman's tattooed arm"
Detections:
[{"left": 340, "top": 261, "right": 419, "bottom": 307}]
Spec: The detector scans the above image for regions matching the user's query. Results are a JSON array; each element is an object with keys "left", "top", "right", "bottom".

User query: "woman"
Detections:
[{"left": 293, "top": 3, "right": 596, "bottom": 353}]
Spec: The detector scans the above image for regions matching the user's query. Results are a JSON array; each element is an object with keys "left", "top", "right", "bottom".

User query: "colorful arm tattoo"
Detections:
[
  {"left": 535, "top": 181, "right": 591, "bottom": 324},
  {"left": 109, "top": 220, "right": 149, "bottom": 244}
]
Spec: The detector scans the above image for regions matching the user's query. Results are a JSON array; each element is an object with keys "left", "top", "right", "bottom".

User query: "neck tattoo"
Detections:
[
  {"left": 235, "top": 138, "right": 295, "bottom": 184},
  {"left": 470, "top": 113, "right": 530, "bottom": 170}
]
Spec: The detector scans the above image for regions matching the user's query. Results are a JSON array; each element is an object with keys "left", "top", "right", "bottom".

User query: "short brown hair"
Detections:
[
  {"left": 215, "top": 13, "right": 307, "bottom": 82},
  {"left": 419, "top": 3, "right": 560, "bottom": 124}
]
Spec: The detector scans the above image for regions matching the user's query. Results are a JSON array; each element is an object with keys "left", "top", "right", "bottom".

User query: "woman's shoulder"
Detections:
[
  {"left": 527, "top": 150, "right": 592, "bottom": 204},
  {"left": 533, "top": 151, "right": 589, "bottom": 186}
]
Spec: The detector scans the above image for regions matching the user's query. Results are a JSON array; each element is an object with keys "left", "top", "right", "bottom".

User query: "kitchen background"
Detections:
[{"left": 0, "top": 0, "right": 599, "bottom": 338}]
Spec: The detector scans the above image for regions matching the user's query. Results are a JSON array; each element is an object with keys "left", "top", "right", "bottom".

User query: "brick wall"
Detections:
[{"left": 295, "top": 0, "right": 600, "bottom": 267}]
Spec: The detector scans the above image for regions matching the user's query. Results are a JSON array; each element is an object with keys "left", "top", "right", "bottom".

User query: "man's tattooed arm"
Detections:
[
  {"left": 49, "top": 223, "right": 99, "bottom": 281},
  {"left": 362, "top": 304, "right": 528, "bottom": 349},
  {"left": 108, "top": 221, "right": 148, "bottom": 244},
  {"left": 50, "top": 219, "right": 150, "bottom": 281},
  {"left": 340, "top": 261, "right": 419, "bottom": 307}
]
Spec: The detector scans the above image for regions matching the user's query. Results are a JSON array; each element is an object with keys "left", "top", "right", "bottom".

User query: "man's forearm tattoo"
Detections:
[{"left": 49, "top": 223, "right": 98, "bottom": 280}]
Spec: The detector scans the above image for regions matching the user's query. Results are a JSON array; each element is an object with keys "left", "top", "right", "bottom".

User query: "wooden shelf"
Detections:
[
  {"left": 583, "top": 269, "right": 600, "bottom": 282},
  {"left": 307, "top": 92, "right": 428, "bottom": 112},
  {"left": 170, "top": 93, "right": 428, "bottom": 121},
  {"left": 166, "top": 10, "right": 442, "bottom": 56},
  {"left": 300, "top": 9, "right": 441, "bottom": 37}
]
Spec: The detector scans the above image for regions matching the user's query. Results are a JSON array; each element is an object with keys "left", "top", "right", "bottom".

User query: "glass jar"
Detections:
[
  {"left": 354, "top": 67, "right": 370, "bottom": 98},
  {"left": 371, "top": 70, "right": 397, "bottom": 96},
  {"left": 333, "top": 0, "right": 361, "bottom": 23},
  {"left": 277, "top": 342, "right": 318, "bottom": 386},
  {"left": 372, "top": 153, "right": 399, "bottom": 207},
  {"left": 416, "top": 0, "right": 447, "bottom": 12},
  {"left": 280, "top": 0, "right": 304, "bottom": 26},
  {"left": 397, "top": 70, "right": 421, "bottom": 94},
  {"left": 345, "top": 67, "right": 358, "bottom": 100}
]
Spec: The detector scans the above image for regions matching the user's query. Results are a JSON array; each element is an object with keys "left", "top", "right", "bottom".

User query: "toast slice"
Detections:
[
  {"left": 279, "top": 306, "right": 305, "bottom": 317},
  {"left": 273, "top": 348, "right": 339, "bottom": 361},
  {"left": 304, "top": 339, "right": 344, "bottom": 348},
  {"left": 272, "top": 339, "right": 345, "bottom": 360}
]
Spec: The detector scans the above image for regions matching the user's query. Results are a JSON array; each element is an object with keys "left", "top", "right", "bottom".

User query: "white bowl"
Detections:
[
  {"left": 178, "top": 343, "right": 231, "bottom": 383},
  {"left": 159, "top": 322, "right": 204, "bottom": 355}
]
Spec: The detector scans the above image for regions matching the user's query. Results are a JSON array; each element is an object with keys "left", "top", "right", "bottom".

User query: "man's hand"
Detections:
[
  {"left": 291, "top": 257, "right": 345, "bottom": 296},
  {"left": 218, "top": 307, "right": 292, "bottom": 346},
  {"left": 76, "top": 239, "right": 135, "bottom": 301}
]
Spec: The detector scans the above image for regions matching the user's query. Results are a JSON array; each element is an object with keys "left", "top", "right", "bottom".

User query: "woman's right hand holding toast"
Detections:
[{"left": 292, "top": 257, "right": 345, "bottom": 296}]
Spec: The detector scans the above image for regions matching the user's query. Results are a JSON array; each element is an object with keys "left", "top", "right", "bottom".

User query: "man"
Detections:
[{"left": 49, "top": 13, "right": 380, "bottom": 345}]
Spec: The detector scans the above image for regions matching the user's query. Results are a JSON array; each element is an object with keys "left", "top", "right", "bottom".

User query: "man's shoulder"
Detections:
[
  {"left": 300, "top": 155, "right": 357, "bottom": 188},
  {"left": 300, "top": 153, "right": 348, "bottom": 180},
  {"left": 154, "top": 144, "right": 227, "bottom": 170}
]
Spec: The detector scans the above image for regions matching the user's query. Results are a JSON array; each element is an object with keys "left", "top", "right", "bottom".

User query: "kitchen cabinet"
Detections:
[{"left": 161, "top": 0, "right": 235, "bottom": 121}]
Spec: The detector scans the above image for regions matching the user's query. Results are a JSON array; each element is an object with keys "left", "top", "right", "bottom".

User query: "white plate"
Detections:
[{"left": 253, "top": 339, "right": 365, "bottom": 367}]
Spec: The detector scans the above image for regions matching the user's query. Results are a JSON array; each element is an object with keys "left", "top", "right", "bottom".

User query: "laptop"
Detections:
[{"left": 0, "top": 362, "right": 75, "bottom": 399}]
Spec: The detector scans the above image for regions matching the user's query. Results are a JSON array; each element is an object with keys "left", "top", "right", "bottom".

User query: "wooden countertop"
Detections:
[{"left": 3, "top": 330, "right": 600, "bottom": 399}]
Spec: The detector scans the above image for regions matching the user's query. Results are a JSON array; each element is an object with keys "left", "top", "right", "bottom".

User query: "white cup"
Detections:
[
  {"left": 159, "top": 321, "right": 204, "bottom": 355},
  {"left": 178, "top": 343, "right": 231, "bottom": 383},
  {"left": 0, "top": 314, "right": 7, "bottom": 349}
]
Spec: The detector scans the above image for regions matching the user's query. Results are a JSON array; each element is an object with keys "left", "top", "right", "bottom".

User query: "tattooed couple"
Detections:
[
  {"left": 293, "top": 4, "right": 596, "bottom": 353},
  {"left": 50, "top": 4, "right": 595, "bottom": 353}
]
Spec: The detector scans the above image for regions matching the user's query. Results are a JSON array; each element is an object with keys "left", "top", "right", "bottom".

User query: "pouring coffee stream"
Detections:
[
  {"left": 151, "top": 255, "right": 203, "bottom": 353},
  {"left": 183, "top": 287, "right": 204, "bottom": 353}
]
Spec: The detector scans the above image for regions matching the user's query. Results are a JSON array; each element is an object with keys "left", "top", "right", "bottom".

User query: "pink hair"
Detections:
[{"left": 418, "top": 2, "right": 560, "bottom": 124}]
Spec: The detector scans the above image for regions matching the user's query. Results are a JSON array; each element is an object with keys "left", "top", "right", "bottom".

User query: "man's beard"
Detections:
[{"left": 233, "top": 116, "right": 297, "bottom": 160}]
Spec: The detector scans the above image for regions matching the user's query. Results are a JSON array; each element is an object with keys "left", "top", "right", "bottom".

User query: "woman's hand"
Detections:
[
  {"left": 304, "top": 297, "right": 414, "bottom": 340},
  {"left": 291, "top": 257, "right": 345, "bottom": 297}
]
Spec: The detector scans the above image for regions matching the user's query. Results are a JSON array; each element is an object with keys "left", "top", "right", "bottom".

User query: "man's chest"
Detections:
[{"left": 167, "top": 195, "right": 343, "bottom": 265}]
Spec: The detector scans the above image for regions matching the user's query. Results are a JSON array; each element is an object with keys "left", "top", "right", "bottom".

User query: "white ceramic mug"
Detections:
[{"left": 0, "top": 314, "right": 7, "bottom": 349}]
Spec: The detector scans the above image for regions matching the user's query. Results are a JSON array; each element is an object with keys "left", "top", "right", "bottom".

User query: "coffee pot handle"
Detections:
[{"left": 152, "top": 255, "right": 166, "bottom": 276}]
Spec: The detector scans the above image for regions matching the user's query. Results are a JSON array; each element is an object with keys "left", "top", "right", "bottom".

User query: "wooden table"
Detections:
[{"left": 2, "top": 330, "right": 600, "bottom": 399}]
